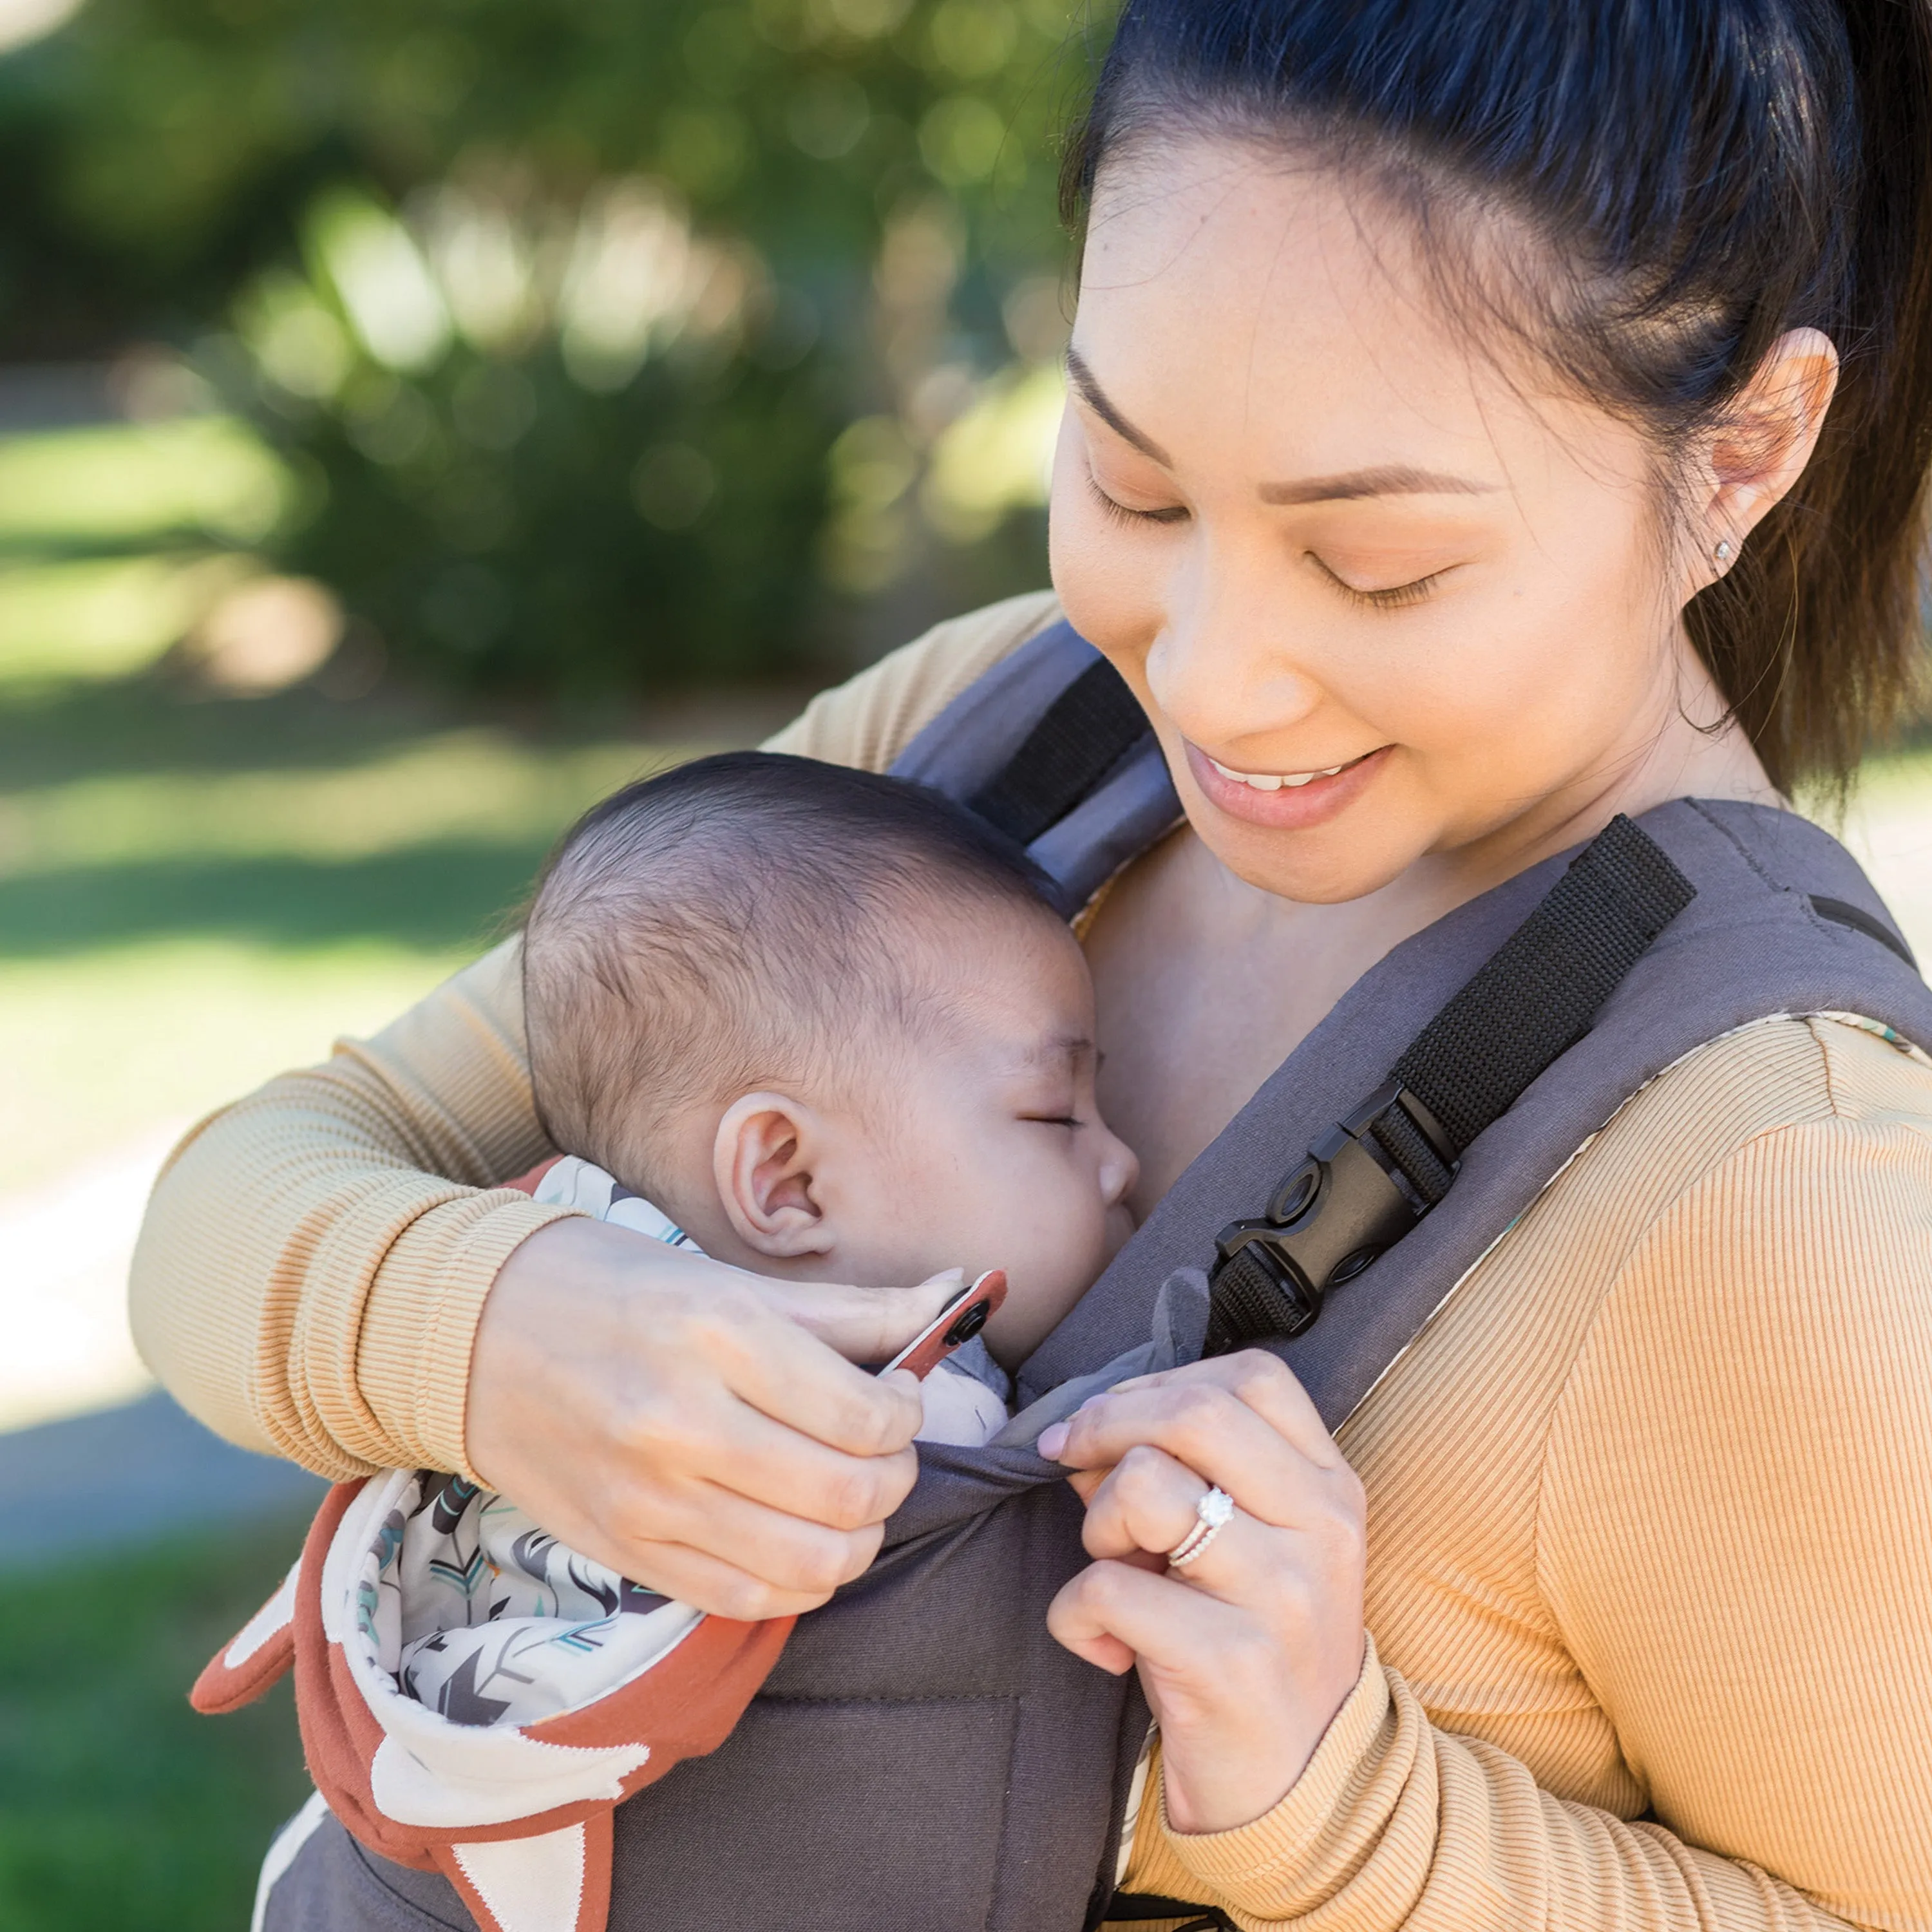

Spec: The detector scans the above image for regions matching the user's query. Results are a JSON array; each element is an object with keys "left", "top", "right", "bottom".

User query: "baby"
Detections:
[
  {"left": 520, "top": 748, "right": 1139, "bottom": 1391},
  {"left": 201, "top": 752, "right": 1140, "bottom": 1932}
]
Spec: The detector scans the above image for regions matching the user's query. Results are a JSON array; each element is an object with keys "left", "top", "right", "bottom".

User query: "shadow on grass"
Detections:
[
  {"left": 0, "top": 840, "right": 550, "bottom": 956},
  {"left": 0, "top": 663, "right": 798, "bottom": 793},
  {"left": 0, "top": 675, "right": 533, "bottom": 791},
  {"left": 0, "top": 1517, "right": 314, "bottom": 1931}
]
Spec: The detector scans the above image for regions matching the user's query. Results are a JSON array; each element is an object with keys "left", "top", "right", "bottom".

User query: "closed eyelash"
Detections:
[
  {"left": 1084, "top": 471, "right": 1444, "bottom": 607},
  {"left": 1084, "top": 471, "right": 1188, "bottom": 527},
  {"left": 1314, "top": 555, "right": 1448, "bottom": 609}
]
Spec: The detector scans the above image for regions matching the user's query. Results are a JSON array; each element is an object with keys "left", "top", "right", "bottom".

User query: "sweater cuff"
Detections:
[
  {"left": 354, "top": 1193, "right": 583, "bottom": 1480},
  {"left": 1157, "top": 1634, "right": 1392, "bottom": 1901}
]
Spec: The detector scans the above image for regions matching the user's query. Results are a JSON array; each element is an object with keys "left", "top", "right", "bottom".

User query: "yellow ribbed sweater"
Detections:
[{"left": 129, "top": 590, "right": 1932, "bottom": 1929}]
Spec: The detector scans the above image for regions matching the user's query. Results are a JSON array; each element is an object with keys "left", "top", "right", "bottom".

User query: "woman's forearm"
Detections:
[
  {"left": 128, "top": 939, "right": 568, "bottom": 1476},
  {"left": 1126, "top": 1659, "right": 1845, "bottom": 1931}
]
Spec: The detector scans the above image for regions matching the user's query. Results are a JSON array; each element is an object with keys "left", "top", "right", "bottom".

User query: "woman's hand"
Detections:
[
  {"left": 466, "top": 1217, "right": 964, "bottom": 1620},
  {"left": 1041, "top": 1352, "right": 1368, "bottom": 1835}
]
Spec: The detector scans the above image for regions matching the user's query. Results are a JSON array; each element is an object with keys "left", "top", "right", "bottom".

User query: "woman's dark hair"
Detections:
[{"left": 1061, "top": 0, "right": 1932, "bottom": 792}]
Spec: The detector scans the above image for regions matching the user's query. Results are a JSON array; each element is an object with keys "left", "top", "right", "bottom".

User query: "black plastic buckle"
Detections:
[{"left": 1208, "top": 1081, "right": 1457, "bottom": 1344}]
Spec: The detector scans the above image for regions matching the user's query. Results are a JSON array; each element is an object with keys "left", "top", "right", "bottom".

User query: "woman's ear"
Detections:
[
  {"left": 712, "top": 1092, "right": 838, "bottom": 1260},
  {"left": 1689, "top": 326, "right": 1839, "bottom": 589}
]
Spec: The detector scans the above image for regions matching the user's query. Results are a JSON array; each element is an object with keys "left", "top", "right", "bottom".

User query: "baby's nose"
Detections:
[{"left": 1099, "top": 1128, "right": 1141, "bottom": 1206}]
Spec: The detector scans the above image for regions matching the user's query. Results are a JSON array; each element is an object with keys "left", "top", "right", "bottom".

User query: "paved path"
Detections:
[
  {"left": 0, "top": 1122, "right": 181, "bottom": 1433},
  {"left": 0, "top": 1118, "right": 325, "bottom": 1564},
  {"left": 0, "top": 1387, "right": 323, "bottom": 1564}
]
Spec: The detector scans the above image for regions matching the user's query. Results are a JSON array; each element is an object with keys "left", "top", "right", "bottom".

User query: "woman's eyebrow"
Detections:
[
  {"left": 1065, "top": 346, "right": 1172, "bottom": 464},
  {"left": 1066, "top": 348, "right": 1497, "bottom": 504},
  {"left": 1258, "top": 466, "right": 1500, "bottom": 505}
]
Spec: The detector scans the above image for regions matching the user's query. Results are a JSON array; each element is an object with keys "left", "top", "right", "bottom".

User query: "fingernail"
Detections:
[{"left": 1037, "top": 1423, "right": 1068, "bottom": 1459}]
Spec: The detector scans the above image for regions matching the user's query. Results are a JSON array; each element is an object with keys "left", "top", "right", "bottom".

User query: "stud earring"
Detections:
[{"left": 1714, "top": 538, "right": 1734, "bottom": 565}]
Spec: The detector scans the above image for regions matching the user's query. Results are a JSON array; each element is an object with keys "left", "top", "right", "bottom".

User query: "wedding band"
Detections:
[{"left": 1166, "top": 1486, "right": 1235, "bottom": 1568}]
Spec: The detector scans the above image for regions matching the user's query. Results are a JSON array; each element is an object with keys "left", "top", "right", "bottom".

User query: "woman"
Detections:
[{"left": 134, "top": 0, "right": 1932, "bottom": 1925}]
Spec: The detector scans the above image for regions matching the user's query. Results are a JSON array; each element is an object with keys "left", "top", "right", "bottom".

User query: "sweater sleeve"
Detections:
[
  {"left": 1126, "top": 1099, "right": 1932, "bottom": 1931},
  {"left": 127, "top": 592, "right": 1059, "bottom": 1479}
]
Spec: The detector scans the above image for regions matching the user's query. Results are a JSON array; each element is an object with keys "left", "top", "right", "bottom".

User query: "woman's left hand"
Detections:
[{"left": 1040, "top": 1352, "right": 1368, "bottom": 1835}]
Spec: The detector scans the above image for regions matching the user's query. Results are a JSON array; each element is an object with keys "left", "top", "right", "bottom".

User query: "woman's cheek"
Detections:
[
  {"left": 1376, "top": 587, "right": 1594, "bottom": 792},
  {"left": 1433, "top": 579, "right": 1657, "bottom": 804},
  {"left": 1047, "top": 442, "right": 1167, "bottom": 661}
]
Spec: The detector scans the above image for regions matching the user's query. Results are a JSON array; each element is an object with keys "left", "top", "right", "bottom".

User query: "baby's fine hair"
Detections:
[{"left": 522, "top": 750, "right": 1063, "bottom": 1196}]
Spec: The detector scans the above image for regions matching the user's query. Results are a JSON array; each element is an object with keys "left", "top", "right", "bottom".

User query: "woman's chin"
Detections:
[{"left": 1219, "top": 848, "right": 1416, "bottom": 906}]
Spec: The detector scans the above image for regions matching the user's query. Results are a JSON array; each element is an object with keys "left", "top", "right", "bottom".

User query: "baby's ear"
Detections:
[{"left": 713, "top": 1093, "right": 837, "bottom": 1259}]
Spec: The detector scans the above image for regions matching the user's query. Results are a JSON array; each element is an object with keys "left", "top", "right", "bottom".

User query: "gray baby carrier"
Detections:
[{"left": 267, "top": 620, "right": 1932, "bottom": 1932}]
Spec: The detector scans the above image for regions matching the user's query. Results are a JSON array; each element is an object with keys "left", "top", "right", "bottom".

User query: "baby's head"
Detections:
[{"left": 522, "top": 752, "right": 1138, "bottom": 1364}]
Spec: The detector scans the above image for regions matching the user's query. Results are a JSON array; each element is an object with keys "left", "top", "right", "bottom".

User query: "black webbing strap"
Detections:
[
  {"left": 1389, "top": 813, "right": 1698, "bottom": 1153},
  {"left": 1103, "top": 1897, "right": 1233, "bottom": 1930},
  {"left": 969, "top": 657, "right": 1152, "bottom": 846},
  {"left": 1205, "top": 816, "right": 1696, "bottom": 1355}
]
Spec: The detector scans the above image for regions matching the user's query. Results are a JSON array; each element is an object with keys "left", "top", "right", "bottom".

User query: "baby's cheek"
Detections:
[{"left": 1045, "top": 1187, "right": 1122, "bottom": 1303}]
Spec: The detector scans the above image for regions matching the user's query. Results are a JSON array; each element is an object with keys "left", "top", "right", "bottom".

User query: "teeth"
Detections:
[{"left": 1209, "top": 757, "right": 1349, "bottom": 791}]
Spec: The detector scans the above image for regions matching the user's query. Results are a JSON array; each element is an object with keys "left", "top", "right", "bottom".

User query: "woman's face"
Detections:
[{"left": 1050, "top": 135, "right": 1717, "bottom": 905}]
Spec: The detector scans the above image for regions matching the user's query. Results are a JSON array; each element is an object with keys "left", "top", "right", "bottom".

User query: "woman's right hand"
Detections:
[{"left": 465, "top": 1217, "right": 965, "bottom": 1619}]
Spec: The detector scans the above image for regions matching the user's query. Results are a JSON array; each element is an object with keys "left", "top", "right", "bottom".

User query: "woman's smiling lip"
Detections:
[{"left": 1184, "top": 742, "right": 1392, "bottom": 828}]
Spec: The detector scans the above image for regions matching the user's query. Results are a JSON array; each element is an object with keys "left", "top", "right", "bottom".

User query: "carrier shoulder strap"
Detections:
[
  {"left": 890, "top": 619, "right": 1182, "bottom": 917},
  {"left": 1204, "top": 815, "right": 1696, "bottom": 1352}
]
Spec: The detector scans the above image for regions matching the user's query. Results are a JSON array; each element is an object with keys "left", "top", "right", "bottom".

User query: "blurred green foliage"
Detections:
[{"left": 0, "top": 0, "right": 1103, "bottom": 693}]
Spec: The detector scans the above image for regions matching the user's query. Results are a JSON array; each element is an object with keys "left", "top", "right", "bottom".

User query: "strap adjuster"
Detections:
[
  {"left": 1200, "top": 815, "right": 1694, "bottom": 1356},
  {"left": 1204, "top": 1083, "right": 1457, "bottom": 1354}
]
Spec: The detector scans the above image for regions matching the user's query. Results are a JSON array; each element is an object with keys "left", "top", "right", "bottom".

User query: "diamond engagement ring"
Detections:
[{"left": 1166, "top": 1486, "right": 1235, "bottom": 1569}]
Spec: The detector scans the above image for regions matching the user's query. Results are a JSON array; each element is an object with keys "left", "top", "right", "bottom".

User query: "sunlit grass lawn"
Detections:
[{"left": 0, "top": 679, "right": 681, "bottom": 1189}]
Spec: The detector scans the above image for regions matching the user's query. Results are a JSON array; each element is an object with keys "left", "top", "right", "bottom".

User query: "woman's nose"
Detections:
[{"left": 1145, "top": 598, "right": 1327, "bottom": 753}]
